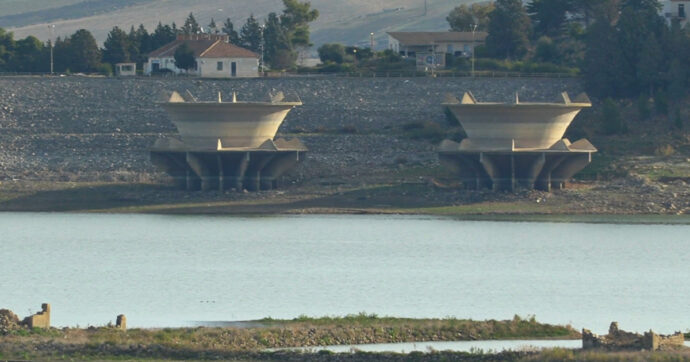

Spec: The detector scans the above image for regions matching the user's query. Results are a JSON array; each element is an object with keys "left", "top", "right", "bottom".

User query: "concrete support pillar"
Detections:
[
  {"left": 510, "top": 154, "right": 516, "bottom": 192},
  {"left": 523, "top": 153, "right": 546, "bottom": 189},
  {"left": 262, "top": 152, "right": 300, "bottom": 190},
  {"left": 535, "top": 155, "right": 566, "bottom": 192},
  {"left": 479, "top": 152, "right": 499, "bottom": 191},
  {"left": 234, "top": 152, "right": 250, "bottom": 191},
  {"left": 150, "top": 152, "right": 187, "bottom": 189},
  {"left": 217, "top": 155, "right": 224, "bottom": 192},
  {"left": 551, "top": 153, "right": 592, "bottom": 189},
  {"left": 186, "top": 153, "right": 214, "bottom": 191},
  {"left": 245, "top": 154, "right": 276, "bottom": 191}
]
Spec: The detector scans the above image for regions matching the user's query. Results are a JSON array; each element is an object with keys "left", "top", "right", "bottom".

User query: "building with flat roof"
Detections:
[{"left": 387, "top": 31, "right": 488, "bottom": 70}]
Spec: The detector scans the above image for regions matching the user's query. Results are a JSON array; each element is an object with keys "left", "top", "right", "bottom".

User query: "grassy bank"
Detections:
[{"left": 0, "top": 315, "right": 579, "bottom": 360}]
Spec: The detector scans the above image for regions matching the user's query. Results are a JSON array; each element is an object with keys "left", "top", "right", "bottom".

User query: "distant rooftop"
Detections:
[
  {"left": 387, "top": 31, "right": 488, "bottom": 45},
  {"left": 149, "top": 34, "right": 258, "bottom": 59}
]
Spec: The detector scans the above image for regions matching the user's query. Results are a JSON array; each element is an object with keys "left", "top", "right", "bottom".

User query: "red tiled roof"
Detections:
[
  {"left": 149, "top": 39, "right": 258, "bottom": 59},
  {"left": 387, "top": 31, "right": 488, "bottom": 45},
  {"left": 199, "top": 41, "right": 259, "bottom": 58}
]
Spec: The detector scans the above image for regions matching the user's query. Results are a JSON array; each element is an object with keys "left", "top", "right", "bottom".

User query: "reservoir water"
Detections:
[{"left": 2, "top": 213, "right": 689, "bottom": 334}]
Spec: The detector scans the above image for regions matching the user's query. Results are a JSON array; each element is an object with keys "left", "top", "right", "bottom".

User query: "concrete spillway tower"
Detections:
[
  {"left": 151, "top": 91, "right": 306, "bottom": 191},
  {"left": 438, "top": 92, "right": 597, "bottom": 191}
]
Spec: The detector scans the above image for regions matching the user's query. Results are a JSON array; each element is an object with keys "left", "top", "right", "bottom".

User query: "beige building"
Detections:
[
  {"left": 115, "top": 63, "right": 136, "bottom": 76},
  {"left": 145, "top": 34, "right": 259, "bottom": 78},
  {"left": 387, "top": 31, "right": 488, "bottom": 69},
  {"left": 662, "top": 0, "right": 690, "bottom": 27}
]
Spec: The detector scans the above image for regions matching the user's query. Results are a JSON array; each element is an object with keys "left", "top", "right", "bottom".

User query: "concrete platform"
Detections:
[
  {"left": 151, "top": 137, "right": 306, "bottom": 192},
  {"left": 438, "top": 139, "right": 596, "bottom": 192}
]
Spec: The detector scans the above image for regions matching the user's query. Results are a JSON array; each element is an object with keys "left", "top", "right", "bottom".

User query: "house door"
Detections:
[{"left": 231, "top": 62, "right": 237, "bottom": 77}]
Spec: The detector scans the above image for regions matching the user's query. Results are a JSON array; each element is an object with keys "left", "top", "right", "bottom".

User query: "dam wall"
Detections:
[{"left": 0, "top": 77, "right": 584, "bottom": 186}]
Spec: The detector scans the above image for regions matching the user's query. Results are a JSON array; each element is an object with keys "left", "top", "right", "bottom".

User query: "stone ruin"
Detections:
[
  {"left": 0, "top": 309, "right": 20, "bottom": 334},
  {"left": 22, "top": 303, "right": 51, "bottom": 329},
  {"left": 0, "top": 303, "right": 50, "bottom": 333},
  {"left": 583, "top": 322, "right": 685, "bottom": 351},
  {"left": 116, "top": 314, "right": 127, "bottom": 331}
]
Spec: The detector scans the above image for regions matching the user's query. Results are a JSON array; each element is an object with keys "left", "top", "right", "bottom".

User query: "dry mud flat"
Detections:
[{"left": 0, "top": 75, "right": 688, "bottom": 216}]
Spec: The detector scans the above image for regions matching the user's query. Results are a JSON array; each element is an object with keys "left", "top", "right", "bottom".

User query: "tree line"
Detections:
[
  {"left": 0, "top": 0, "right": 318, "bottom": 73},
  {"left": 447, "top": 0, "right": 688, "bottom": 104}
]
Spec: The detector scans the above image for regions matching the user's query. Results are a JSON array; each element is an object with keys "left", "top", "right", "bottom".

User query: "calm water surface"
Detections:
[{"left": 2, "top": 213, "right": 689, "bottom": 334}]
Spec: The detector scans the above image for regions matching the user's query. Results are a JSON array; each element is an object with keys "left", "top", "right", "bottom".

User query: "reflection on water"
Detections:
[{"left": 1, "top": 213, "right": 690, "bottom": 334}]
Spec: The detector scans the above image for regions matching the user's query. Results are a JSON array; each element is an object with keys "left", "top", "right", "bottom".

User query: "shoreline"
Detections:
[{"left": 0, "top": 180, "right": 689, "bottom": 224}]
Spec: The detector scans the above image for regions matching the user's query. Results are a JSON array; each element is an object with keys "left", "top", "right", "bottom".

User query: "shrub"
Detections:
[
  {"left": 637, "top": 95, "right": 651, "bottom": 120},
  {"left": 534, "top": 36, "right": 559, "bottom": 63},
  {"left": 96, "top": 63, "right": 112, "bottom": 76},
  {"left": 601, "top": 98, "right": 625, "bottom": 135},
  {"left": 655, "top": 144, "right": 675, "bottom": 157},
  {"left": 655, "top": 91, "right": 669, "bottom": 116},
  {"left": 318, "top": 43, "right": 345, "bottom": 64},
  {"left": 316, "top": 62, "right": 355, "bottom": 73},
  {"left": 403, "top": 121, "right": 446, "bottom": 143},
  {"left": 674, "top": 108, "right": 683, "bottom": 129},
  {"left": 339, "top": 125, "right": 358, "bottom": 134}
]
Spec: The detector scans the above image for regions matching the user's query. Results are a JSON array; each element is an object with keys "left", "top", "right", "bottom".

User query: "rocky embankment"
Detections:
[
  {"left": 0, "top": 76, "right": 581, "bottom": 183},
  {"left": 0, "top": 75, "right": 688, "bottom": 215}
]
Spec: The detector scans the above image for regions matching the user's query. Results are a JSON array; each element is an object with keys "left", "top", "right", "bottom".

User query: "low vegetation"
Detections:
[{"left": 0, "top": 314, "right": 580, "bottom": 359}]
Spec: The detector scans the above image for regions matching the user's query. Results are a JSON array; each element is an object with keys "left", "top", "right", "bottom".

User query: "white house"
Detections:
[
  {"left": 662, "top": 0, "right": 690, "bottom": 27},
  {"left": 115, "top": 63, "right": 136, "bottom": 76},
  {"left": 145, "top": 34, "right": 259, "bottom": 78},
  {"left": 387, "top": 31, "right": 488, "bottom": 70}
]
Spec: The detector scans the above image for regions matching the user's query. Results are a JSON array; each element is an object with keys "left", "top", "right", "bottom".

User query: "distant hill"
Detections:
[{"left": 2, "top": 0, "right": 470, "bottom": 50}]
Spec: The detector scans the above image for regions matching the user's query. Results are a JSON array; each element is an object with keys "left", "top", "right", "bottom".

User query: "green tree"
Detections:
[
  {"left": 486, "top": 0, "right": 531, "bottom": 59},
  {"left": 222, "top": 18, "right": 240, "bottom": 44},
  {"left": 208, "top": 18, "right": 218, "bottom": 34},
  {"left": 583, "top": 16, "right": 626, "bottom": 97},
  {"left": 280, "top": 0, "right": 319, "bottom": 47},
  {"left": 181, "top": 12, "right": 201, "bottom": 34},
  {"left": 0, "top": 27, "right": 16, "bottom": 71},
  {"left": 102, "top": 26, "right": 131, "bottom": 65},
  {"left": 10, "top": 35, "right": 46, "bottom": 72},
  {"left": 446, "top": 3, "right": 494, "bottom": 32},
  {"left": 263, "top": 12, "right": 293, "bottom": 69},
  {"left": 130, "top": 24, "right": 151, "bottom": 65},
  {"left": 636, "top": 32, "right": 663, "bottom": 97},
  {"left": 240, "top": 14, "right": 262, "bottom": 53},
  {"left": 534, "top": 36, "right": 559, "bottom": 63},
  {"left": 667, "top": 58, "right": 686, "bottom": 113},
  {"left": 152, "top": 22, "right": 176, "bottom": 50},
  {"left": 616, "top": 0, "right": 666, "bottom": 94},
  {"left": 67, "top": 29, "right": 101, "bottom": 72},
  {"left": 174, "top": 42, "right": 196, "bottom": 71},
  {"left": 601, "top": 98, "right": 625, "bottom": 135},
  {"left": 527, "top": 0, "right": 574, "bottom": 37},
  {"left": 318, "top": 43, "right": 345, "bottom": 63}
]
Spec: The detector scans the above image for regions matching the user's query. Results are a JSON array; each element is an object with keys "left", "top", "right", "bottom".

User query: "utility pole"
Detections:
[
  {"left": 259, "top": 25, "right": 264, "bottom": 76},
  {"left": 471, "top": 24, "right": 477, "bottom": 78},
  {"left": 48, "top": 24, "right": 55, "bottom": 74},
  {"left": 424, "top": 0, "right": 428, "bottom": 16}
]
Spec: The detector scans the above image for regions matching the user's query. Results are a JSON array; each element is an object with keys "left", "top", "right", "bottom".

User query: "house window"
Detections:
[
  {"left": 680, "top": 4, "right": 686, "bottom": 18},
  {"left": 447, "top": 44, "right": 453, "bottom": 53},
  {"left": 217, "top": 61, "right": 223, "bottom": 71}
]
